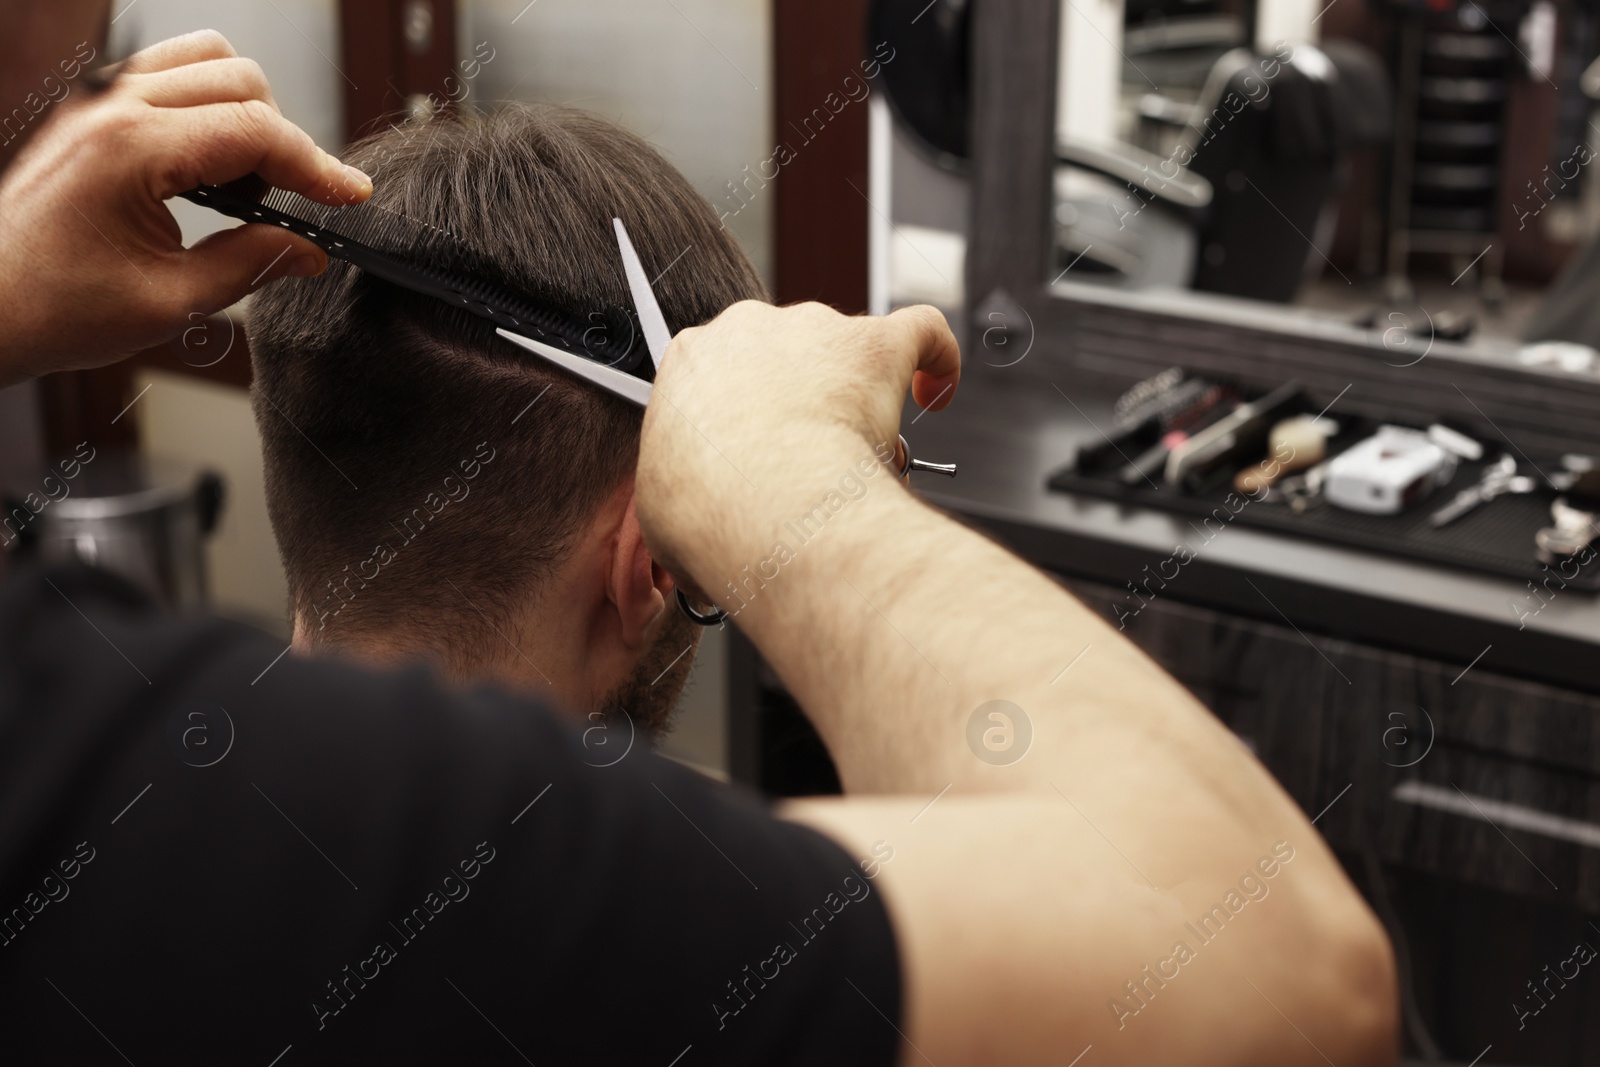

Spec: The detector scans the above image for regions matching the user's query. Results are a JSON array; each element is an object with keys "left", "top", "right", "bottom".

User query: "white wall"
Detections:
[
  {"left": 1256, "top": 0, "right": 1321, "bottom": 51},
  {"left": 1057, "top": 0, "right": 1122, "bottom": 148},
  {"left": 462, "top": 0, "right": 774, "bottom": 279}
]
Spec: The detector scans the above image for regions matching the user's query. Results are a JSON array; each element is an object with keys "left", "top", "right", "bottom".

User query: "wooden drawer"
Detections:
[{"left": 1060, "top": 576, "right": 1600, "bottom": 911}]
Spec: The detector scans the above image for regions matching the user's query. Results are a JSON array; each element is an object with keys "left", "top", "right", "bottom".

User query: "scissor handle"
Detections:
[
  {"left": 896, "top": 435, "right": 958, "bottom": 484},
  {"left": 675, "top": 588, "right": 728, "bottom": 627}
]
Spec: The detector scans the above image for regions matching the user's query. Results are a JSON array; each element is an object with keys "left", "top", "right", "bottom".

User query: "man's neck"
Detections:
[{"left": 289, "top": 611, "right": 588, "bottom": 719}]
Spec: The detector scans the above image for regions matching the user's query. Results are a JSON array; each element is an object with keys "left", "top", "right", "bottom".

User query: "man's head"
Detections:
[{"left": 248, "top": 105, "right": 767, "bottom": 737}]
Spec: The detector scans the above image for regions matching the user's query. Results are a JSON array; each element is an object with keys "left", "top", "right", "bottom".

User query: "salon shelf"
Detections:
[{"left": 904, "top": 360, "right": 1600, "bottom": 698}]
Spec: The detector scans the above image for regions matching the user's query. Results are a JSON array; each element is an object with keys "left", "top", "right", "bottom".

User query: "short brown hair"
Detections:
[{"left": 248, "top": 105, "right": 767, "bottom": 657}]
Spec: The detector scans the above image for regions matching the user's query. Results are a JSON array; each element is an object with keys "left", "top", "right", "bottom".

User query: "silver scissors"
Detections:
[{"left": 495, "top": 218, "right": 956, "bottom": 625}]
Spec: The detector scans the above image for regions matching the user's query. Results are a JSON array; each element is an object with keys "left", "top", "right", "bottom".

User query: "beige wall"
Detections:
[
  {"left": 135, "top": 369, "right": 290, "bottom": 634},
  {"left": 462, "top": 0, "right": 774, "bottom": 280}
]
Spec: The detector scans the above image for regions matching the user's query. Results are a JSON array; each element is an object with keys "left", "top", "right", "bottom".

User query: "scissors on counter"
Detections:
[{"left": 495, "top": 218, "right": 957, "bottom": 626}]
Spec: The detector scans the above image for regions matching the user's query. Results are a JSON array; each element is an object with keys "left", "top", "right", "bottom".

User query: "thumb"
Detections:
[
  {"left": 884, "top": 304, "right": 962, "bottom": 413},
  {"left": 173, "top": 224, "right": 327, "bottom": 313}
]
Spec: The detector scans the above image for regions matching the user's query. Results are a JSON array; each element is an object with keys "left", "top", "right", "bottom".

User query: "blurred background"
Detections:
[
  {"left": 5, "top": 4, "right": 1600, "bottom": 1062},
  {"left": 17, "top": 0, "right": 1600, "bottom": 633}
]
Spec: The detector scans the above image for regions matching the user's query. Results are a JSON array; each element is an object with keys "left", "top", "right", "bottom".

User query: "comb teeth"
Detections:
[
  {"left": 258, "top": 187, "right": 460, "bottom": 257},
  {"left": 178, "top": 184, "right": 646, "bottom": 372}
]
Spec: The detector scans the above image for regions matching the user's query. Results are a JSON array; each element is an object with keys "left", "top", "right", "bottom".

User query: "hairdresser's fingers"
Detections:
[
  {"left": 124, "top": 57, "right": 280, "bottom": 112},
  {"left": 119, "top": 29, "right": 239, "bottom": 76},
  {"left": 146, "top": 100, "right": 371, "bottom": 206},
  {"left": 882, "top": 304, "right": 962, "bottom": 412},
  {"left": 166, "top": 225, "right": 327, "bottom": 314}
]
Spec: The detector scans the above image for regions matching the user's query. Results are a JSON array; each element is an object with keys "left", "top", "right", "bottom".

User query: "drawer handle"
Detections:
[{"left": 1390, "top": 782, "right": 1600, "bottom": 852}]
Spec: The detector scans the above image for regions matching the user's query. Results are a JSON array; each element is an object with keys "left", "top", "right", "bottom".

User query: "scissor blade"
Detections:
[
  {"left": 614, "top": 217, "right": 672, "bottom": 373},
  {"left": 496, "top": 328, "right": 652, "bottom": 408}
]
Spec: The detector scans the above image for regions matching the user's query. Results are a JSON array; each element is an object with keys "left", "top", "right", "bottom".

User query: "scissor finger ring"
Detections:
[{"left": 896, "top": 434, "right": 958, "bottom": 484}]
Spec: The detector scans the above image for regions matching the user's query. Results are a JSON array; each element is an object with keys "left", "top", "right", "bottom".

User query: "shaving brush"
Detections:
[{"left": 1234, "top": 417, "right": 1328, "bottom": 496}]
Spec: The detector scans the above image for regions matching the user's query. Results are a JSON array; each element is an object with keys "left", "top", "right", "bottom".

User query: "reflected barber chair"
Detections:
[
  {"left": 871, "top": 0, "right": 1211, "bottom": 288},
  {"left": 1167, "top": 38, "right": 1393, "bottom": 301}
]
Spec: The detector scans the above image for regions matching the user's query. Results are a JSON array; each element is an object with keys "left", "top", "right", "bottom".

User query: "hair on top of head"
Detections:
[{"left": 247, "top": 104, "right": 768, "bottom": 657}]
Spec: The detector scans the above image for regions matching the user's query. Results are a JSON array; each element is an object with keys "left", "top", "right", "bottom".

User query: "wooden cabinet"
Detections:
[{"left": 1061, "top": 576, "right": 1600, "bottom": 913}]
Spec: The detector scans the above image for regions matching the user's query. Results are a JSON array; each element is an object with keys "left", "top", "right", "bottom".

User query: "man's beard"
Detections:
[{"left": 595, "top": 603, "right": 701, "bottom": 744}]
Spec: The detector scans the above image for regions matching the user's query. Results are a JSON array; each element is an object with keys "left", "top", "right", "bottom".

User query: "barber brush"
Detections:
[
  {"left": 1233, "top": 416, "right": 1329, "bottom": 496},
  {"left": 1165, "top": 382, "right": 1303, "bottom": 487},
  {"left": 1115, "top": 382, "right": 1235, "bottom": 486}
]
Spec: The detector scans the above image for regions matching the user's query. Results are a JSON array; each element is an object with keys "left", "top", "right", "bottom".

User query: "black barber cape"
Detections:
[{"left": 0, "top": 564, "right": 901, "bottom": 1065}]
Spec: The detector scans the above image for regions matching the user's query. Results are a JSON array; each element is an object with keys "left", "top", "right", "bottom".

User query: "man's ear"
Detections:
[{"left": 608, "top": 485, "right": 671, "bottom": 649}]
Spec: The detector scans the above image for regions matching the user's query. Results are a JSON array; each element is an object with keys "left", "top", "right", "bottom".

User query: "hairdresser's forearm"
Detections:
[
  {"left": 752, "top": 482, "right": 1398, "bottom": 1061},
  {"left": 738, "top": 478, "right": 1257, "bottom": 803},
  {"left": 643, "top": 296, "right": 1284, "bottom": 805}
]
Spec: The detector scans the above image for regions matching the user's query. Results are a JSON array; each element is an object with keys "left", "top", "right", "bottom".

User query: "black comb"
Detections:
[{"left": 179, "top": 183, "right": 648, "bottom": 375}]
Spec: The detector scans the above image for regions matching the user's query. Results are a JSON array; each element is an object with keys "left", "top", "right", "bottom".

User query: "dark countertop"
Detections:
[{"left": 902, "top": 359, "right": 1600, "bottom": 696}]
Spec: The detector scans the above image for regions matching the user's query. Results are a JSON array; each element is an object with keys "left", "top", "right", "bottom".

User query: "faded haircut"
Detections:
[{"left": 248, "top": 104, "right": 767, "bottom": 657}]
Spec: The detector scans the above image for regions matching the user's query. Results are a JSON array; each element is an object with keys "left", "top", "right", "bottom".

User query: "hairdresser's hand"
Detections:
[
  {"left": 636, "top": 300, "right": 959, "bottom": 582},
  {"left": 0, "top": 30, "right": 372, "bottom": 388}
]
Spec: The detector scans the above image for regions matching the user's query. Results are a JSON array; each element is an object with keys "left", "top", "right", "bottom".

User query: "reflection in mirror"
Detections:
[
  {"left": 870, "top": 0, "right": 1600, "bottom": 372},
  {"left": 1069, "top": 0, "right": 1600, "bottom": 366}
]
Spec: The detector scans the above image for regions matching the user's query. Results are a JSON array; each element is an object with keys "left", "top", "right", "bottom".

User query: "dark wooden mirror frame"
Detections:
[{"left": 965, "top": 0, "right": 1600, "bottom": 459}]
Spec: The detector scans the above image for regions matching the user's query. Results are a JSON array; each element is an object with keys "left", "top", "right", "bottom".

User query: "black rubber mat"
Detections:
[{"left": 1048, "top": 440, "right": 1599, "bottom": 592}]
